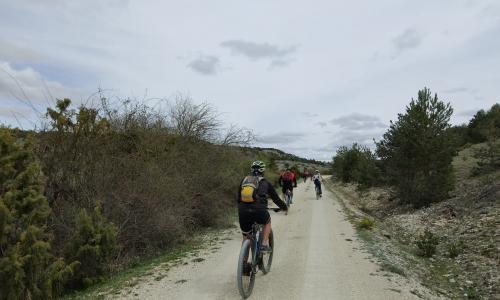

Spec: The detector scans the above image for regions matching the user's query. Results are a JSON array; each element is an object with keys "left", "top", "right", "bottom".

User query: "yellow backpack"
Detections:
[{"left": 240, "top": 175, "right": 261, "bottom": 203}]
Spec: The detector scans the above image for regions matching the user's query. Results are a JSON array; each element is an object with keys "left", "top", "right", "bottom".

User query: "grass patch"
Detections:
[
  {"left": 62, "top": 237, "right": 202, "bottom": 299},
  {"left": 415, "top": 230, "right": 439, "bottom": 257},
  {"left": 357, "top": 217, "right": 375, "bottom": 230},
  {"left": 447, "top": 240, "right": 464, "bottom": 258}
]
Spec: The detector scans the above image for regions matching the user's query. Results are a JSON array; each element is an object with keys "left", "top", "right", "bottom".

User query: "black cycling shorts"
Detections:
[{"left": 238, "top": 207, "right": 270, "bottom": 234}]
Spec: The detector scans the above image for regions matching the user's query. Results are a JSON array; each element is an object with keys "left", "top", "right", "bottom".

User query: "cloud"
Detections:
[
  {"left": 220, "top": 40, "right": 297, "bottom": 65},
  {"left": 0, "top": 41, "right": 45, "bottom": 63},
  {"left": 256, "top": 131, "right": 306, "bottom": 145},
  {"left": 316, "top": 121, "right": 327, "bottom": 128},
  {"left": 393, "top": 28, "right": 422, "bottom": 52},
  {"left": 0, "top": 105, "right": 34, "bottom": 118},
  {"left": 302, "top": 112, "right": 318, "bottom": 118},
  {"left": 443, "top": 87, "right": 469, "bottom": 93},
  {"left": 269, "top": 59, "right": 294, "bottom": 69},
  {"left": 330, "top": 113, "right": 386, "bottom": 130},
  {"left": 0, "top": 61, "right": 80, "bottom": 110},
  {"left": 316, "top": 130, "right": 384, "bottom": 155},
  {"left": 457, "top": 108, "right": 480, "bottom": 117},
  {"left": 187, "top": 55, "right": 220, "bottom": 75}
]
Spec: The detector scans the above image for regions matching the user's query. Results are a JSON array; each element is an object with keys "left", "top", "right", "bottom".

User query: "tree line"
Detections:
[{"left": 332, "top": 88, "right": 499, "bottom": 208}]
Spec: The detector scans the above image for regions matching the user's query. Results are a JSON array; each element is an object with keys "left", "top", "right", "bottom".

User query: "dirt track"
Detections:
[{"left": 116, "top": 179, "right": 437, "bottom": 299}]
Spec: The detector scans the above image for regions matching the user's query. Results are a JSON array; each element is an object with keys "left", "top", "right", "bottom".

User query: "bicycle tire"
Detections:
[
  {"left": 315, "top": 186, "right": 320, "bottom": 200},
  {"left": 259, "top": 231, "right": 274, "bottom": 274},
  {"left": 237, "top": 239, "right": 255, "bottom": 298},
  {"left": 285, "top": 193, "right": 290, "bottom": 208}
]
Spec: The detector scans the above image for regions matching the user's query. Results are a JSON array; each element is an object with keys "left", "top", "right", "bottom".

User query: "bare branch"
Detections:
[
  {"left": 168, "top": 94, "right": 221, "bottom": 141},
  {"left": 220, "top": 124, "right": 255, "bottom": 146}
]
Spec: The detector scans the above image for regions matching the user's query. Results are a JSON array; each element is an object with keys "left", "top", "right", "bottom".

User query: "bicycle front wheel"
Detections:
[
  {"left": 237, "top": 239, "right": 255, "bottom": 299},
  {"left": 259, "top": 231, "right": 274, "bottom": 274}
]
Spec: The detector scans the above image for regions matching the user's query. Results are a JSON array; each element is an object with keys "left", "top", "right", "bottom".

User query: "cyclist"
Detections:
[
  {"left": 312, "top": 170, "right": 323, "bottom": 197},
  {"left": 302, "top": 170, "right": 309, "bottom": 182},
  {"left": 278, "top": 168, "right": 297, "bottom": 204},
  {"left": 237, "top": 161, "right": 288, "bottom": 260}
]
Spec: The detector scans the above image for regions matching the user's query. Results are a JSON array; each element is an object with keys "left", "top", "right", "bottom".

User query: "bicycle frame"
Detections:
[{"left": 250, "top": 223, "right": 263, "bottom": 270}]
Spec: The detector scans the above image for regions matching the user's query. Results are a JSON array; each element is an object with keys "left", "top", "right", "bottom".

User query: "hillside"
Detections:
[{"left": 330, "top": 143, "right": 499, "bottom": 299}]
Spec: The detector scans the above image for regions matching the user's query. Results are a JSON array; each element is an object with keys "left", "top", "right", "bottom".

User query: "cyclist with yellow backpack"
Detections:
[{"left": 237, "top": 161, "right": 288, "bottom": 258}]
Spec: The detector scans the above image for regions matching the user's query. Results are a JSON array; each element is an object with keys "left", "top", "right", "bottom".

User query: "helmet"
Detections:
[
  {"left": 251, "top": 161, "right": 266, "bottom": 173},
  {"left": 315, "top": 170, "right": 319, "bottom": 173}
]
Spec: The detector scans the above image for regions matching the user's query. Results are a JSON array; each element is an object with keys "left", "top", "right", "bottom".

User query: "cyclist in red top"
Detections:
[{"left": 278, "top": 168, "right": 297, "bottom": 203}]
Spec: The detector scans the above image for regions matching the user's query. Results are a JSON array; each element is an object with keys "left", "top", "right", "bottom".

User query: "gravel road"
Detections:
[{"left": 116, "top": 179, "right": 436, "bottom": 300}]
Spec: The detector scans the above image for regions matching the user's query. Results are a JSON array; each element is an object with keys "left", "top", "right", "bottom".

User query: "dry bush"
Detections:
[{"left": 36, "top": 95, "right": 254, "bottom": 270}]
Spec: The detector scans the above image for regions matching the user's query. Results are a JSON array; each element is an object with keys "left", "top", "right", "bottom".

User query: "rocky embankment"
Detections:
[{"left": 328, "top": 146, "right": 499, "bottom": 299}]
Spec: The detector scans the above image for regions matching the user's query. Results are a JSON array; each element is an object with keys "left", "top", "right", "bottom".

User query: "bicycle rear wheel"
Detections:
[
  {"left": 315, "top": 186, "right": 320, "bottom": 200},
  {"left": 237, "top": 239, "right": 255, "bottom": 299},
  {"left": 259, "top": 231, "right": 274, "bottom": 274}
]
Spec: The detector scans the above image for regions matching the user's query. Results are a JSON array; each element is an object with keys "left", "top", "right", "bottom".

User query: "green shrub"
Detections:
[
  {"left": 64, "top": 207, "right": 118, "bottom": 288},
  {"left": 472, "top": 140, "right": 500, "bottom": 175},
  {"left": 332, "top": 143, "right": 380, "bottom": 188},
  {"left": 0, "top": 128, "right": 75, "bottom": 300},
  {"left": 357, "top": 217, "right": 375, "bottom": 230},
  {"left": 447, "top": 240, "right": 464, "bottom": 258},
  {"left": 467, "top": 104, "right": 500, "bottom": 144},
  {"left": 464, "top": 286, "right": 482, "bottom": 299},
  {"left": 415, "top": 230, "right": 439, "bottom": 257}
]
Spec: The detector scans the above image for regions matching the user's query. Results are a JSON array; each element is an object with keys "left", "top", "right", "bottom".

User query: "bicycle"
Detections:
[
  {"left": 284, "top": 189, "right": 293, "bottom": 207},
  {"left": 314, "top": 182, "right": 321, "bottom": 200},
  {"left": 237, "top": 208, "right": 280, "bottom": 299}
]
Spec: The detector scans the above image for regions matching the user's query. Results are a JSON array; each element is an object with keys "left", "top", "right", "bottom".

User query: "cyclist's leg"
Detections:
[
  {"left": 262, "top": 221, "right": 271, "bottom": 246},
  {"left": 238, "top": 208, "right": 254, "bottom": 266},
  {"left": 239, "top": 207, "right": 254, "bottom": 241},
  {"left": 255, "top": 209, "right": 271, "bottom": 247}
]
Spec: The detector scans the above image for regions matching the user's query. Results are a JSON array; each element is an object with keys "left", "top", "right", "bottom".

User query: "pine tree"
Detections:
[
  {"left": 64, "top": 206, "right": 118, "bottom": 288},
  {"left": 0, "top": 128, "right": 75, "bottom": 300},
  {"left": 376, "top": 88, "right": 455, "bottom": 207}
]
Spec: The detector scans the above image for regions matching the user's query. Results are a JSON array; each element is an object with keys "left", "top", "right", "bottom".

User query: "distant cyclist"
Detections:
[
  {"left": 279, "top": 168, "right": 297, "bottom": 203},
  {"left": 237, "top": 161, "right": 288, "bottom": 262},
  {"left": 302, "top": 170, "right": 310, "bottom": 182},
  {"left": 312, "top": 170, "right": 324, "bottom": 197}
]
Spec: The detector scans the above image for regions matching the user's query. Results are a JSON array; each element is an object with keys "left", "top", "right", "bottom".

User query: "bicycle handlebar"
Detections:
[{"left": 268, "top": 207, "right": 285, "bottom": 213}]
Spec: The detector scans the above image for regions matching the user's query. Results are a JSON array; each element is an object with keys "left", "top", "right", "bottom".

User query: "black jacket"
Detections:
[{"left": 237, "top": 176, "right": 288, "bottom": 211}]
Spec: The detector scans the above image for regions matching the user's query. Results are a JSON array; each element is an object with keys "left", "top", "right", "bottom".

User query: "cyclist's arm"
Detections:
[
  {"left": 236, "top": 179, "right": 243, "bottom": 204},
  {"left": 266, "top": 181, "right": 288, "bottom": 211}
]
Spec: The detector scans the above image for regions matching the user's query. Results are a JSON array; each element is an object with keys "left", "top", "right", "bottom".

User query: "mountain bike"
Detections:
[
  {"left": 237, "top": 208, "right": 280, "bottom": 299},
  {"left": 314, "top": 182, "right": 321, "bottom": 200},
  {"left": 284, "top": 189, "right": 293, "bottom": 207}
]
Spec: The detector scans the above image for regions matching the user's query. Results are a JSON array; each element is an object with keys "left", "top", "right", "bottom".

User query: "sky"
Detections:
[{"left": 1, "top": 0, "right": 499, "bottom": 161}]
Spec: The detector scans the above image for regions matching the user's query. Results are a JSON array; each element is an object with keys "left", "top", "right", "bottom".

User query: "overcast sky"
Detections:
[{"left": 1, "top": 0, "right": 499, "bottom": 160}]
